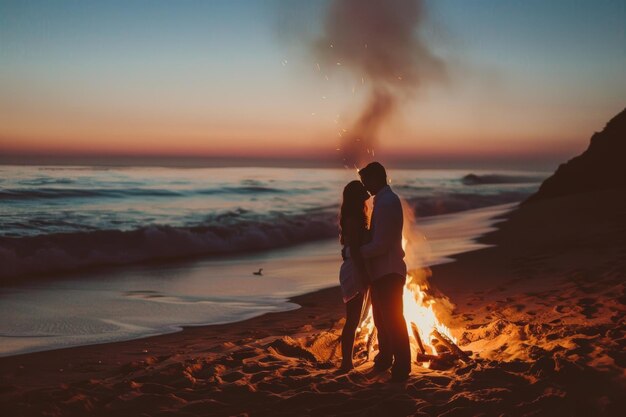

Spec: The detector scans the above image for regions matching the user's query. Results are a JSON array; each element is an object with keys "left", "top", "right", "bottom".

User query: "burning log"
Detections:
[
  {"left": 412, "top": 326, "right": 472, "bottom": 367},
  {"left": 432, "top": 329, "right": 471, "bottom": 361},
  {"left": 415, "top": 353, "right": 440, "bottom": 362},
  {"left": 410, "top": 322, "right": 426, "bottom": 355},
  {"left": 365, "top": 327, "right": 377, "bottom": 361},
  {"left": 415, "top": 352, "right": 459, "bottom": 362},
  {"left": 424, "top": 352, "right": 458, "bottom": 371}
]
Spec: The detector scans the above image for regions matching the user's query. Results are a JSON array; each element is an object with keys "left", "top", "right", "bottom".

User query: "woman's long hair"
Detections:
[{"left": 339, "top": 180, "right": 370, "bottom": 245}]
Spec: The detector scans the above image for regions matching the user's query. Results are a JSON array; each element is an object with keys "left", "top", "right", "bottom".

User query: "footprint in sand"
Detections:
[
  {"left": 220, "top": 370, "right": 245, "bottom": 383},
  {"left": 554, "top": 305, "right": 571, "bottom": 314},
  {"left": 282, "top": 367, "right": 309, "bottom": 377},
  {"left": 577, "top": 298, "right": 599, "bottom": 318}
]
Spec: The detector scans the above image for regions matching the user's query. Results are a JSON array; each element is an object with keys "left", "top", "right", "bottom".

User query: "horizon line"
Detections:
[{"left": 0, "top": 152, "right": 567, "bottom": 171}]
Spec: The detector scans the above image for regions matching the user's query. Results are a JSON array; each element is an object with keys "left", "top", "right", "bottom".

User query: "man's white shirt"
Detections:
[{"left": 357, "top": 185, "right": 407, "bottom": 281}]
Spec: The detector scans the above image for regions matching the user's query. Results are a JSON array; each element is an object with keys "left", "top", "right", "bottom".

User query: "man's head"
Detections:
[{"left": 358, "top": 162, "right": 387, "bottom": 195}]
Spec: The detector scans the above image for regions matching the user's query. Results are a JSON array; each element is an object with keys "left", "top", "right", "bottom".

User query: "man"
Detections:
[{"left": 358, "top": 162, "right": 411, "bottom": 382}]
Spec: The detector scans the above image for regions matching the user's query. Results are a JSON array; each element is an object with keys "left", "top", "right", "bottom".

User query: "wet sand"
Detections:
[{"left": 1, "top": 189, "right": 625, "bottom": 416}]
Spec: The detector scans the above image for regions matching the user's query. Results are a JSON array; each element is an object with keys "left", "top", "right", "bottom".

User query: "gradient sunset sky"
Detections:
[{"left": 1, "top": 0, "right": 625, "bottom": 168}]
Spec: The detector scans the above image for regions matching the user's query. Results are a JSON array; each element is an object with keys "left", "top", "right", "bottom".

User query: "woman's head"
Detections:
[
  {"left": 339, "top": 180, "right": 370, "bottom": 244},
  {"left": 342, "top": 180, "right": 369, "bottom": 205}
]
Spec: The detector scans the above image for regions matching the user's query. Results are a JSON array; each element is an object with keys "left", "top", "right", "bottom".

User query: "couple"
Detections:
[{"left": 338, "top": 161, "right": 411, "bottom": 382}]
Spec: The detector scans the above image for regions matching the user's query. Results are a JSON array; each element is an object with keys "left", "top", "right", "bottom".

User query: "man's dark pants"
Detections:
[{"left": 371, "top": 273, "right": 411, "bottom": 378}]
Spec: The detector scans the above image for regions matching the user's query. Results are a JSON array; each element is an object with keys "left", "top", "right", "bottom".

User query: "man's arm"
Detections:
[{"left": 359, "top": 200, "right": 401, "bottom": 258}]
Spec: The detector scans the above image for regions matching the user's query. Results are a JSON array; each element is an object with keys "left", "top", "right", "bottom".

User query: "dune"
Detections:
[{"left": 1, "top": 109, "right": 625, "bottom": 416}]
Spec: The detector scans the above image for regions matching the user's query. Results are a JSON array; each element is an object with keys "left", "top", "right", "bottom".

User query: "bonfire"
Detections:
[{"left": 356, "top": 202, "right": 470, "bottom": 368}]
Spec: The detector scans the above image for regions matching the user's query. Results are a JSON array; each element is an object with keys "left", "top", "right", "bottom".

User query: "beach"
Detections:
[
  {"left": 0, "top": 166, "right": 536, "bottom": 357},
  {"left": 1, "top": 188, "right": 624, "bottom": 416},
  {"left": 2, "top": 0, "right": 625, "bottom": 415}
]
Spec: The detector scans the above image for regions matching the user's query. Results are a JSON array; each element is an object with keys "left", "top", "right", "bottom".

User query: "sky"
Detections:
[{"left": 1, "top": 0, "right": 625, "bottom": 169}]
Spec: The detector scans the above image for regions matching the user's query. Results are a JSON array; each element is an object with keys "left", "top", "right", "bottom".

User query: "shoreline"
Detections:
[
  {"left": 0, "top": 285, "right": 346, "bottom": 391},
  {"left": 0, "top": 188, "right": 609, "bottom": 363},
  {"left": 0, "top": 202, "right": 514, "bottom": 358}
]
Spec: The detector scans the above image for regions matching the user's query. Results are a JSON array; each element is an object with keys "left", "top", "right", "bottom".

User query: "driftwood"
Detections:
[{"left": 432, "top": 329, "right": 471, "bottom": 361}]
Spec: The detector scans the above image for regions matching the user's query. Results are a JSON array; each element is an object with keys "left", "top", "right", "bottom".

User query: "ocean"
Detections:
[{"left": 0, "top": 165, "right": 545, "bottom": 356}]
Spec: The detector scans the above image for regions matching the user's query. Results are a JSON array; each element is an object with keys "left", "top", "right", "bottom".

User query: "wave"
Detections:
[
  {"left": 0, "top": 190, "right": 533, "bottom": 281},
  {"left": 462, "top": 173, "right": 545, "bottom": 186},
  {"left": 0, "top": 188, "right": 181, "bottom": 200},
  {"left": 0, "top": 211, "right": 338, "bottom": 281},
  {"left": 19, "top": 178, "right": 76, "bottom": 186},
  {"left": 0, "top": 185, "right": 309, "bottom": 201},
  {"left": 196, "top": 186, "right": 287, "bottom": 195},
  {"left": 407, "top": 191, "right": 533, "bottom": 217}
]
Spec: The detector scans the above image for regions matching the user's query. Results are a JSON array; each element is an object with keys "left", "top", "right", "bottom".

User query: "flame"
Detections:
[
  {"left": 357, "top": 204, "right": 457, "bottom": 364},
  {"left": 402, "top": 267, "right": 457, "bottom": 356}
]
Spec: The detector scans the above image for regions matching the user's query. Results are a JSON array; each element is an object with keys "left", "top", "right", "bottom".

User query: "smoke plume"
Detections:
[{"left": 316, "top": 0, "right": 446, "bottom": 167}]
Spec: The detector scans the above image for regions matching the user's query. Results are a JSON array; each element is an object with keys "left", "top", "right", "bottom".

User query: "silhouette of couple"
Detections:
[{"left": 339, "top": 161, "right": 411, "bottom": 382}]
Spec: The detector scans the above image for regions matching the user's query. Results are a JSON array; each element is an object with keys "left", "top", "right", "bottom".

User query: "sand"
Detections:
[{"left": 1, "top": 189, "right": 625, "bottom": 416}]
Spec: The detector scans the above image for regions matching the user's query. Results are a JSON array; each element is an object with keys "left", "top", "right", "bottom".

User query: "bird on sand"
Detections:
[{"left": 253, "top": 268, "right": 263, "bottom": 276}]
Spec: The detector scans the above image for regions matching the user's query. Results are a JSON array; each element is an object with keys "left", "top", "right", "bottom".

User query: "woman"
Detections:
[{"left": 338, "top": 180, "right": 371, "bottom": 371}]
